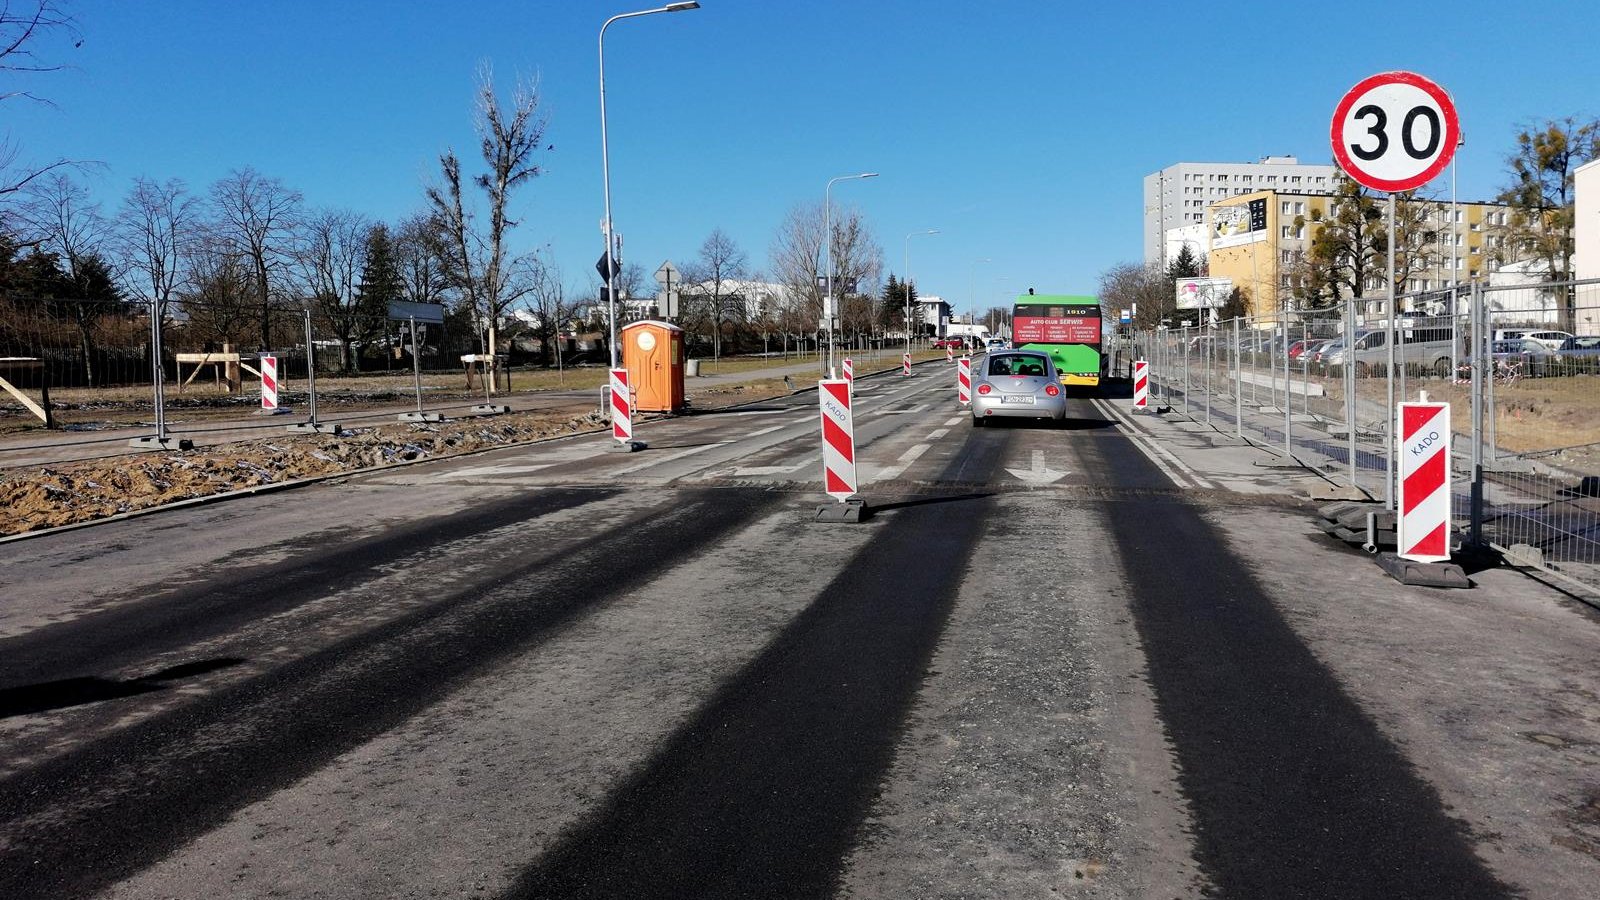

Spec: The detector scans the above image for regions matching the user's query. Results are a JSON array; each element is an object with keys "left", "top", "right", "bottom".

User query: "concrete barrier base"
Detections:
[
  {"left": 607, "top": 439, "right": 648, "bottom": 453},
  {"left": 286, "top": 422, "right": 344, "bottom": 435},
  {"left": 128, "top": 435, "right": 194, "bottom": 451},
  {"left": 1375, "top": 552, "right": 1471, "bottom": 588},
  {"left": 398, "top": 412, "right": 445, "bottom": 423},
  {"left": 814, "top": 499, "right": 870, "bottom": 523},
  {"left": 470, "top": 404, "right": 511, "bottom": 416}
]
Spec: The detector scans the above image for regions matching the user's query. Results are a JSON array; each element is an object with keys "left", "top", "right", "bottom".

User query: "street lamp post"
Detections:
[
  {"left": 904, "top": 229, "right": 939, "bottom": 359},
  {"left": 824, "top": 172, "right": 878, "bottom": 377},
  {"left": 599, "top": 1, "right": 699, "bottom": 369},
  {"left": 970, "top": 257, "right": 991, "bottom": 347}
]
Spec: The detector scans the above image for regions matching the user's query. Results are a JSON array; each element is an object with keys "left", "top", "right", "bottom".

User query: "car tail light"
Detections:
[
  {"left": 977, "top": 383, "right": 992, "bottom": 395},
  {"left": 1044, "top": 384, "right": 1060, "bottom": 397}
]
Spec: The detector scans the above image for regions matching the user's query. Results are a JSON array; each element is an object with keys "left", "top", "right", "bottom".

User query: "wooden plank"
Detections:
[{"left": 0, "top": 374, "right": 50, "bottom": 425}]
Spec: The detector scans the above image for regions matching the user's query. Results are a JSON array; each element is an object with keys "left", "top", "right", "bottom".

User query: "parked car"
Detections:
[
  {"left": 1287, "top": 339, "right": 1323, "bottom": 361},
  {"left": 932, "top": 337, "right": 965, "bottom": 349},
  {"left": 970, "top": 351, "right": 1067, "bottom": 426},
  {"left": 1473, "top": 338, "right": 1559, "bottom": 377},
  {"left": 1320, "top": 325, "right": 1459, "bottom": 377},
  {"left": 1521, "top": 330, "right": 1574, "bottom": 351},
  {"left": 1555, "top": 335, "right": 1600, "bottom": 372}
]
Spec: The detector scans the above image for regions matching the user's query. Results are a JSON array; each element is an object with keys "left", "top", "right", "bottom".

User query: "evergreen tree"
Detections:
[{"left": 356, "top": 223, "right": 404, "bottom": 318}]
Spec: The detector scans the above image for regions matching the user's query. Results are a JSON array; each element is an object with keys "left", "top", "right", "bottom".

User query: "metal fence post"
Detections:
[
  {"left": 1282, "top": 313, "right": 1291, "bottom": 460},
  {"left": 1204, "top": 322, "right": 1212, "bottom": 427},
  {"left": 151, "top": 299, "right": 168, "bottom": 442},
  {"left": 304, "top": 309, "right": 320, "bottom": 426},
  {"left": 1469, "top": 280, "right": 1484, "bottom": 547},
  {"left": 1345, "top": 294, "right": 1357, "bottom": 489},
  {"left": 1233, "top": 316, "right": 1243, "bottom": 440},
  {"left": 1181, "top": 324, "right": 1190, "bottom": 415}
]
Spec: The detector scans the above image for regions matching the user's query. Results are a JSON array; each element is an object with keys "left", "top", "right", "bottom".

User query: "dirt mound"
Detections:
[{"left": 1, "top": 407, "right": 605, "bottom": 536}]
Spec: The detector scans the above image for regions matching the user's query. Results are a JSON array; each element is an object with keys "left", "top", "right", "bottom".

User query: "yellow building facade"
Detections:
[{"left": 1205, "top": 190, "right": 1512, "bottom": 320}]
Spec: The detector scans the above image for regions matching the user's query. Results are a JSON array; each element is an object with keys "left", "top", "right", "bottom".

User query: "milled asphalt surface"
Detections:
[{"left": 1, "top": 363, "right": 1596, "bottom": 898}]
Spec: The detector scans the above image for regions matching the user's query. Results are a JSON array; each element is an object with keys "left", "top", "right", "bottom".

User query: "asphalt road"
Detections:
[{"left": 2, "top": 363, "right": 1597, "bottom": 898}]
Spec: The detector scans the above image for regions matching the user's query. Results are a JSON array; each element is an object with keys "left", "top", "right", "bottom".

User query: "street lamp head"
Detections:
[
  {"left": 664, "top": 1, "right": 699, "bottom": 11},
  {"left": 859, "top": 172, "right": 879, "bottom": 179}
]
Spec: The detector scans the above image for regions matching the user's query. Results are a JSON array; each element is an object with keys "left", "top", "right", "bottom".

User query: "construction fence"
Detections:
[{"left": 1132, "top": 279, "right": 1600, "bottom": 594}]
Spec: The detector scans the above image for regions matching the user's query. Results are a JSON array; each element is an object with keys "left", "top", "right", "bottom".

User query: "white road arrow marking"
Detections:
[{"left": 1005, "top": 449, "right": 1068, "bottom": 485}]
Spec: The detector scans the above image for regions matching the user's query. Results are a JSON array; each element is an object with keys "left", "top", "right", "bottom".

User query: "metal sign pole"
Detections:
[{"left": 1385, "top": 192, "right": 1397, "bottom": 510}]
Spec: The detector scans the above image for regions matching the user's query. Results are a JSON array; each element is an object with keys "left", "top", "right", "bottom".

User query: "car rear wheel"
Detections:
[{"left": 971, "top": 414, "right": 986, "bottom": 427}]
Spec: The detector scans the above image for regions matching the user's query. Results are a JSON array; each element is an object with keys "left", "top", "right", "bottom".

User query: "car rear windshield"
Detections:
[{"left": 988, "top": 356, "right": 1046, "bottom": 377}]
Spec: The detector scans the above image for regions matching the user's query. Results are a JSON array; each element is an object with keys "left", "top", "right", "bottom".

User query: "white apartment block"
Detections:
[
  {"left": 1143, "top": 156, "right": 1338, "bottom": 267},
  {"left": 1577, "top": 158, "right": 1599, "bottom": 284}
]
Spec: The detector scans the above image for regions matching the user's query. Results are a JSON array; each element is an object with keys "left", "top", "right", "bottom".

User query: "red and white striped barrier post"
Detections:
[
  {"left": 609, "top": 367, "right": 636, "bottom": 448},
  {"left": 957, "top": 356, "right": 971, "bottom": 406},
  {"left": 946, "top": 345, "right": 954, "bottom": 363},
  {"left": 815, "top": 377, "right": 867, "bottom": 521},
  {"left": 260, "top": 354, "right": 279, "bottom": 411},
  {"left": 842, "top": 357, "right": 854, "bottom": 386},
  {"left": 1133, "top": 359, "right": 1149, "bottom": 410},
  {"left": 1398, "top": 401, "right": 1451, "bottom": 562},
  {"left": 902, "top": 352, "right": 911, "bottom": 377}
]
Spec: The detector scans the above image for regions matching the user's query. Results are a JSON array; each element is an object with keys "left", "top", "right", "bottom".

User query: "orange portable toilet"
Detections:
[{"left": 621, "top": 320, "right": 686, "bottom": 412}]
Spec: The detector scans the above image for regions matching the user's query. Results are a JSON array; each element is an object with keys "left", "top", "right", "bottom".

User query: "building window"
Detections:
[
  {"left": 1281, "top": 201, "right": 1292, "bottom": 214},
  {"left": 1294, "top": 202, "right": 1305, "bottom": 214}
]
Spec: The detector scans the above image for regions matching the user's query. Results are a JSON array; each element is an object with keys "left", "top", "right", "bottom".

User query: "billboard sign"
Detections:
[
  {"left": 1210, "top": 197, "right": 1268, "bottom": 249},
  {"left": 1176, "top": 277, "right": 1233, "bottom": 310}
]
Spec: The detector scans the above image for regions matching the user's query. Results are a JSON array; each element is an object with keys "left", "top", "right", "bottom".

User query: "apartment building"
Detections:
[
  {"left": 1142, "top": 156, "right": 1338, "bottom": 266},
  {"left": 1577, "top": 158, "right": 1599, "bottom": 284},
  {"left": 1205, "top": 189, "right": 1513, "bottom": 319}
]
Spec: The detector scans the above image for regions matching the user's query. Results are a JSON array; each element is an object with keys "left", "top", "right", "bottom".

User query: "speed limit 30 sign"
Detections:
[{"left": 1331, "top": 71, "right": 1460, "bottom": 193}]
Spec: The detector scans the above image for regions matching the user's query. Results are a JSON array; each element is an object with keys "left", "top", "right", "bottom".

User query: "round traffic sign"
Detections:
[{"left": 1330, "top": 71, "right": 1459, "bottom": 193}]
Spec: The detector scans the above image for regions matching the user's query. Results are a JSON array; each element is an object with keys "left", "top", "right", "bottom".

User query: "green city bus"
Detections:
[{"left": 1011, "top": 293, "right": 1104, "bottom": 389}]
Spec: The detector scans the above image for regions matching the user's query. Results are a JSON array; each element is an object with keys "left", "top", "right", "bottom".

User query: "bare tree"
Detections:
[
  {"left": 178, "top": 235, "right": 254, "bottom": 346},
  {"left": 0, "top": 1, "right": 80, "bottom": 204},
  {"left": 521, "top": 258, "right": 577, "bottom": 369},
  {"left": 681, "top": 228, "right": 748, "bottom": 360},
  {"left": 116, "top": 176, "right": 195, "bottom": 318},
  {"left": 770, "top": 201, "right": 882, "bottom": 351},
  {"left": 209, "top": 167, "right": 303, "bottom": 349},
  {"left": 394, "top": 213, "right": 449, "bottom": 307},
  {"left": 20, "top": 172, "right": 125, "bottom": 384},
  {"left": 424, "top": 67, "right": 548, "bottom": 388},
  {"left": 294, "top": 208, "right": 373, "bottom": 372},
  {"left": 1101, "top": 262, "right": 1177, "bottom": 330}
]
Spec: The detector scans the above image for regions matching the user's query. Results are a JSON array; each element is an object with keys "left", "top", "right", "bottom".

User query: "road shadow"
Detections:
[
  {"left": 868, "top": 492, "right": 996, "bottom": 514},
  {"left": 0, "top": 657, "right": 247, "bottom": 719}
]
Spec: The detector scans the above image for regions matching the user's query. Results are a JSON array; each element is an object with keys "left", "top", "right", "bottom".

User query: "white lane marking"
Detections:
[
  {"left": 926, "top": 428, "right": 950, "bottom": 440},
  {"left": 745, "top": 424, "right": 786, "bottom": 438},
  {"left": 721, "top": 408, "right": 788, "bottom": 416},
  {"left": 730, "top": 462, "right": 810, "bottom": 476},
  {"left": 435, "top": 463, "right": 555, "bottom": 480},
  {"left": 1092, "top": 398, "right": 1216, "bottom": 490},
  {"left": 610, "top": 440, "right": 734, "bottom": 476},
  {"left": 944, "top": 416, "right": 964, "bottom": 426},
  {"left": 869, "top": 443, "right": 931, "bottom": 482}
]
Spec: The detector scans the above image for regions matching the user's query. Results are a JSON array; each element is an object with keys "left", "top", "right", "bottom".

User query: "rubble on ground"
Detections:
[{"left": 0, "top": 408, "right": 606, "bottom": 536}]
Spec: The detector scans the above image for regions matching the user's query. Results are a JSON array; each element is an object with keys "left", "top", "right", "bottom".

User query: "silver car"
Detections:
[{"left": 971, "top": 351, "right": 1067, "bottom": 426}]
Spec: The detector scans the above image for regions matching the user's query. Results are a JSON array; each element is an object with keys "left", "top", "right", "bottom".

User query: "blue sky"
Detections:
[{"left": 8, "top": 0, "right": 1600, "bottom": 314}]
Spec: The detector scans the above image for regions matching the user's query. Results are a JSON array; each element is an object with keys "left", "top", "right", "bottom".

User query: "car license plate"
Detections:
[{"left": 1000, "top": 394, "right": 1034, "bottom": 405}]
